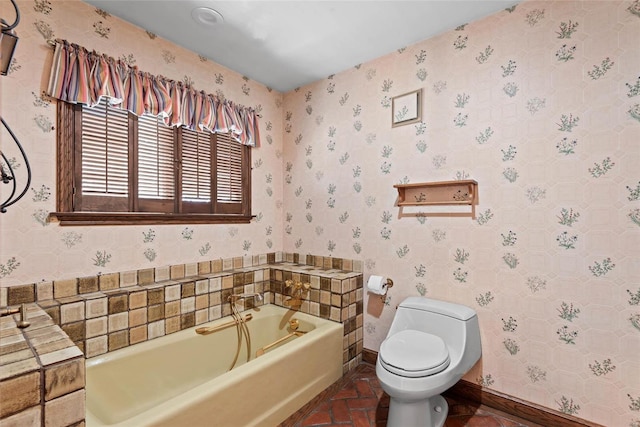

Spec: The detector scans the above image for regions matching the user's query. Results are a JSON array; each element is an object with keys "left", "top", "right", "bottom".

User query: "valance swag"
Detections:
[{"left": 46, "top": 39, "right": 260, "bottom": 147}]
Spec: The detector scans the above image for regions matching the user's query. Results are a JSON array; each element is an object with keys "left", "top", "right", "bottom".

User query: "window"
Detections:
[{"left": 52, "top": 99, "right": 252, "bottom": 225}]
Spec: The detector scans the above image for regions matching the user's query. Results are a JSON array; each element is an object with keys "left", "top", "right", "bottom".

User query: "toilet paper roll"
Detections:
[{"left": 367, "top": 275, "right": 388, "bottom": 295}]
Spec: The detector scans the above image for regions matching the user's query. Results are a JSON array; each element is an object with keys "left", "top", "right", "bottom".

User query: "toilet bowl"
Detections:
[{"left": 376, "top": 297, "right": 481, "bottom": 427}]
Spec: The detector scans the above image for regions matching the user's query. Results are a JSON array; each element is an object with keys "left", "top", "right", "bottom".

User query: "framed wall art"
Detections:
[{"left": 391, "top": 89, "right": 422, "bottom": 128}]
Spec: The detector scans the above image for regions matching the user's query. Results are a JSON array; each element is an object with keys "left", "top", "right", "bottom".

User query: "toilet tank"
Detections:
[
  {"left": 399, "top": 297, "right": 476, "bottom": 320},
  {"left": 387, "top": 297, "right": 480, "bottom": 363}
]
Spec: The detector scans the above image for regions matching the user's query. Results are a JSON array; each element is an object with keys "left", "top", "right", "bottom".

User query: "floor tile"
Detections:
[
  {"left": 331, "top": 399, "right": 350, "bottom": 423},
  {"left": 301, "top": 410, "right": 332, "bottom": 426},
  {"left": 292, "top": 363, "right": 535, "bottom": 427}
]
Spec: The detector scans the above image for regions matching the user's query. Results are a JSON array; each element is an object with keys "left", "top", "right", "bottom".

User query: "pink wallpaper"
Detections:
[{"left": 283, "top": 1, "right": 640, "bottom": 424}]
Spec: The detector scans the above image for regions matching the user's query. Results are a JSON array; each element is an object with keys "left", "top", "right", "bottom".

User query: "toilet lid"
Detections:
[{"left": 379, "top": 330, "right": 450, "bottom": 378}]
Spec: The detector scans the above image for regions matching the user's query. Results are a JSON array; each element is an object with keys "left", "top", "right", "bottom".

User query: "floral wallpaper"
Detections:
[
  {"left": 0, "top": 1, "right": 284, "bottom": 284},
  {"left": 1, "top": 0, "right": 639, "bottom": 425},
  {"left": 282, "top": 1, "right": 640, "bottom": 425}
]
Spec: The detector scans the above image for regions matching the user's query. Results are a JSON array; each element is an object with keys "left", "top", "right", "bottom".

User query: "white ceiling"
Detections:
[{"left": 83, "top": 1, "right": 519, "bottom": 93}]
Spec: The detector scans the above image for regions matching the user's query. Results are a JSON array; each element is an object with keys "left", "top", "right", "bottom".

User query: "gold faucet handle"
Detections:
[
  {"left": 285, "top": 280, "right": 293, "bottom": 288},
  {"left": 302, "top": 282, "right": 311, "bottom": 290}
]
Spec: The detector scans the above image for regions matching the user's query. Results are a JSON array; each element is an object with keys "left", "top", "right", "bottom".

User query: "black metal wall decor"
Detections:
[{"left": 1, "top": 0, "right": 31, "bottom": 213}]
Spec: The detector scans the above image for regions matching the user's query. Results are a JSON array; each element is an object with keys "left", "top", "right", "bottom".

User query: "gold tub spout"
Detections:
[
  {"left": 195, "top": 313, "right": 253, "bottom": 335},
  {"left": 284, "top": 298, "right": 302, "bottom": 308}
]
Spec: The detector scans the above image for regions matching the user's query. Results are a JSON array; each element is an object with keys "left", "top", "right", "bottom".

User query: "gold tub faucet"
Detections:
[{"left": 284, "top": 280, "right": 310, "bottom": 308}]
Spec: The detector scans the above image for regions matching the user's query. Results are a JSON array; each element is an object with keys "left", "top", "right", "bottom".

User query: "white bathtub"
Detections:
[{"left": 86, "top": 304, "right": 344, "bottom": 427}]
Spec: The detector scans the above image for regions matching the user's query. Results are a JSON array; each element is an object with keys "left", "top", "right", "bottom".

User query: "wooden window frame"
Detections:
[{"left": 50, "top": 101, "right": 252, "bottom": 226}]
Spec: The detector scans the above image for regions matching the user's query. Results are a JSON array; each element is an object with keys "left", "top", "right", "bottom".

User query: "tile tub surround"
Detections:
[
  {"left": 0, "top": 304, "right": 85, "bottom": 426},
  {"left": 0, "top": 252, "right": 364, "bottom": 372}
]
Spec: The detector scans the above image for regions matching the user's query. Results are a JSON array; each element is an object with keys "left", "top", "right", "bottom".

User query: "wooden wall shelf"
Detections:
[{"left": 393, "top": 180, "right": 479, "bottom": 219}]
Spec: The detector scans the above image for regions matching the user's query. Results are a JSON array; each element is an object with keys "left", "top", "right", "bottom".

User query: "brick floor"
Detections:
[{"left": 292, "top": 364, "right": 535, "bottom": 427}]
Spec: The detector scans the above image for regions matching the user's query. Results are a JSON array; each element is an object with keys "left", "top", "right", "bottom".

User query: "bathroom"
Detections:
[{"left": 1, "top": 0, "right": 639, "bottom": 426}]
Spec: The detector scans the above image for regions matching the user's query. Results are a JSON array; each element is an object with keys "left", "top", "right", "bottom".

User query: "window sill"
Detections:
[{"left": 49, "top": 212, "right": 253, "bottom": 226}]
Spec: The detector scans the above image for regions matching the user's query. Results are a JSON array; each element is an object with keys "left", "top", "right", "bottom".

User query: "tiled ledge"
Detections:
[
  {"left": 0, "top": 305, "right": 85, "bottom": 426},
  {"left": 1, "top": 252, "right": 363, "bottom": 372}
]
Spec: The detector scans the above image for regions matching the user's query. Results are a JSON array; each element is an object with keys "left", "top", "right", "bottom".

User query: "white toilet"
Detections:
[{"left": 376, "top": 296, "right": 482, "bottom": 427}]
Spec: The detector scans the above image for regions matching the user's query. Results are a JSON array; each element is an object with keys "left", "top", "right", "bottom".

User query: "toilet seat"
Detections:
[{"left": 379, "top": 330, "right": 450, "bottom": 378}]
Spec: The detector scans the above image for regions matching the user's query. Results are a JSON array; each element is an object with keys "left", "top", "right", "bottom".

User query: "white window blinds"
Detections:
[
  {"left": 81, "top": 100, "right": 129, "bottom": 196},
  {"left": 72, "top": 98, "right": 250, "bottom": 219},
  {"left": 216, "top": 132, "right": 243, "bottom": 204},
  {"left": 138, "top": 115, "right": 175, "bottom": 200},
  {"left": 181, "top": 128, "right": 212, "bottom": 202}
]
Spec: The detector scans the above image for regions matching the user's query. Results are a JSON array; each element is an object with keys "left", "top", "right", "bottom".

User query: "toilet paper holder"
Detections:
[
  {"left": 378, "top": 278, "right": 393, "bottom": 301},
  {"left": 382, "top": 278, "right": 393, "bottom": 300}
]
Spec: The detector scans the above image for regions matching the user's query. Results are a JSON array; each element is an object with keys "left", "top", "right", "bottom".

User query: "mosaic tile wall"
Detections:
[
  {"left": 0, "top": 305, "right": 85, "bottom": 426},
  {"left": 282, "top": 1, "right": 640, "bottom": 426}
]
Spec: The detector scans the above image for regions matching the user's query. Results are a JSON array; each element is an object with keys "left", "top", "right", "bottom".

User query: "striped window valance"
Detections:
[{"left": 46, "top": 39, "right": 260, "bottom": 147}]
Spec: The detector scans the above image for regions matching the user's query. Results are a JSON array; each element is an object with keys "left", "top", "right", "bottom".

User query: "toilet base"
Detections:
[{"left": 386, "top": 394, "right": 448, "bottom": 427}]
